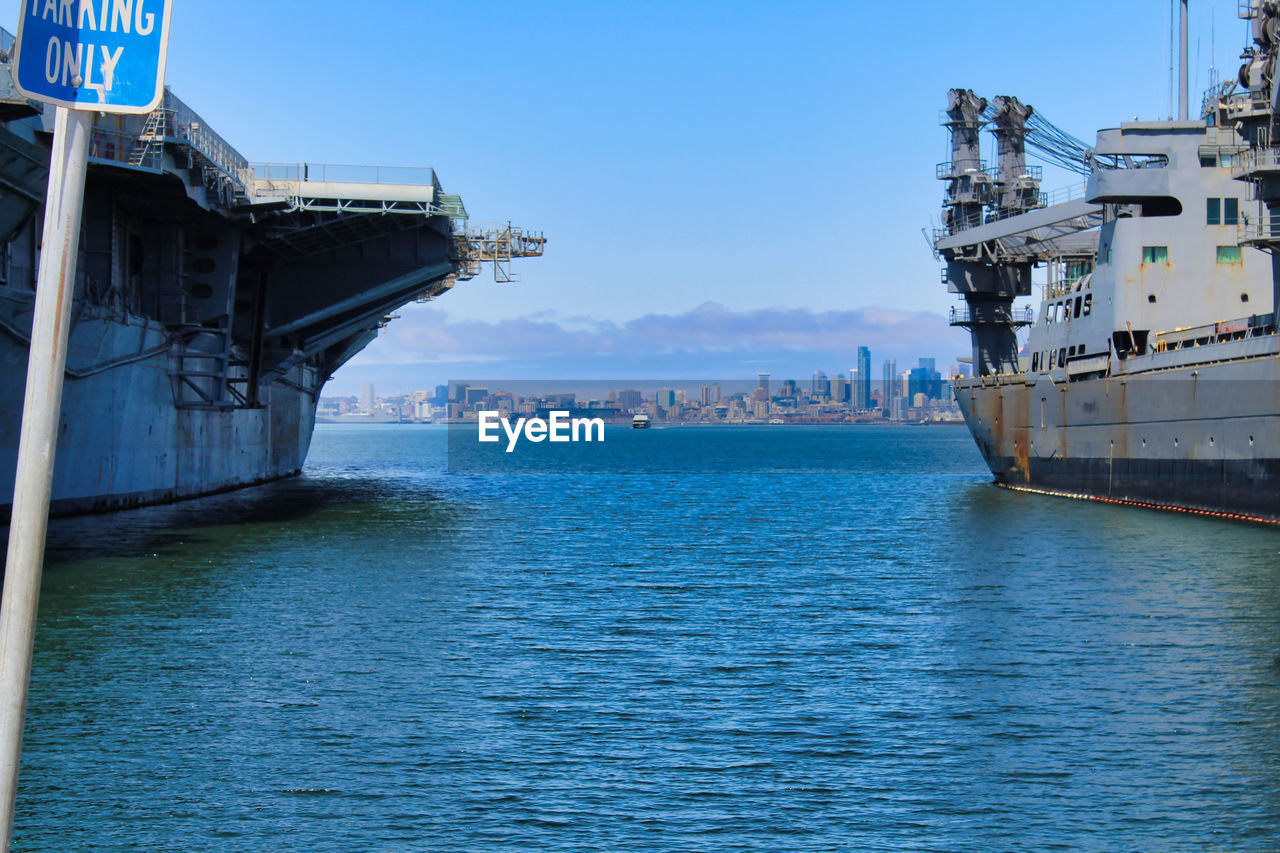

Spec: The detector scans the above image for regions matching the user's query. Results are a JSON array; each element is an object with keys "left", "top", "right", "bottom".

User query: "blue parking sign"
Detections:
[{"left": 11, "top": 0, "right": 173, "bottom": 114}]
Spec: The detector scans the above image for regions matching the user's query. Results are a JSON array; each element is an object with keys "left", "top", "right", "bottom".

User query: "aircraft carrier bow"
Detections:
[{"left": 0, "top": 26, "right": 544, "bottom": 514}]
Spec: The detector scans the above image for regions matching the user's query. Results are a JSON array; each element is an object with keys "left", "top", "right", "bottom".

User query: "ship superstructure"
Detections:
[
  {"left": 0, "top": 28, "right": 544, "bottom": 514},
  {"left": 935, "top": 1, "right": 1280, "bottom": 523}
]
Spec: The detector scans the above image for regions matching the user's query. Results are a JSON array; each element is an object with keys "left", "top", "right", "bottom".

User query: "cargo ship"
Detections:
[
  {"left": 935, "top": 1, "right": 1280, "bottom": 523},
  {"left": 0, "top": 27, "right": 543, "bottom": 515}
]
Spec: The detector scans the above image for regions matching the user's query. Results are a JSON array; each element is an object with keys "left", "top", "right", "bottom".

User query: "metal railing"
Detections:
[
  {"left": 157, "top": 91, "right": 251, "bottom": 190},
  {"left": 1231, "top": 147, "right": 1280, "bottom": 179},
  {"left": 937, "top": 160, "right": 989, "bottom": 179},
  {"left": 249, "top": 162, "right": 436, "bottom": 187},
  {"left": 1039, "top": 182, "right": 1089, "bottom": 206},
  {"left": 88, "top": 127, "right": 154, "bottom": 169},
  {"left": 949, "top": 305, "right": 1034, "bottom": 326},
  {"left": 1236, "top": 222, "right": 1280, "bottom": 243},
  {"left": 993, "top": 164, "right": 1043, "bottom": 181}
]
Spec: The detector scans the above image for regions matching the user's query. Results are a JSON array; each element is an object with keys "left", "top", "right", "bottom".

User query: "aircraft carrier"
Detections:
[
  {"left": 0, "top": 26, "right": 543, "bottom": 515},
  {"left": 936, "top": 0, "right": 1280, "bottom": 523}
]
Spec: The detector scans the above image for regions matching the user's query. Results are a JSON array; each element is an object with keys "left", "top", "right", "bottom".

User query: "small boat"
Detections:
[{"left": 632, "top": 413, "right": 651, "bottom": 429}]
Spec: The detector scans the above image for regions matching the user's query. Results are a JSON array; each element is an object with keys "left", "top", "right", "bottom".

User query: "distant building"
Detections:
[
  {"left": 881, "top": 359, "right": 896, "bottom": 415},
  {"left": 360, "top": 382, "right": 375, "bottom": 413},
  {"left": 812, "top": 370, "right": 828, "bottom": 399},
  {"left": 909, "top": 359, "right": 942, "bottom": 401},
  {"left": 617, "top": 389, "right": 643, "bottom": 410},
  {"left": 855, "top": 346, "right": 872, "bottom": 410}
]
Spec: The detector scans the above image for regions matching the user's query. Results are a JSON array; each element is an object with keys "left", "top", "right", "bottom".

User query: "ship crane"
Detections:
[{"left": 936, "top": 89, "right": 1104, "bottom": 377}]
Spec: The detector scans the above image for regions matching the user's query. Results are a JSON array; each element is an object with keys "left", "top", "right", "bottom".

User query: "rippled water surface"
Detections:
[{"left": 13, "top": 424, "right": 1280, "bottom": 850}]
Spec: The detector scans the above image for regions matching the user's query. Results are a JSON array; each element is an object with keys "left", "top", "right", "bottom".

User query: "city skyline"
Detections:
[{"left": 321, "top": 347, "right": 967, "bottom": 425}]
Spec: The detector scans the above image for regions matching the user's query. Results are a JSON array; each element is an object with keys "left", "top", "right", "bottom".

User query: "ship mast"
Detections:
[
  {"left": 1230, "top": 1, "right": 1280, "bottom": 314},
  {"left": 1180, "top": 0, "right": 1189, "bottom": 120}
]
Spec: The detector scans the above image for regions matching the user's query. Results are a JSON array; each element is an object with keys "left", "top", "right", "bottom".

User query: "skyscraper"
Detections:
[
  {"left": 881, "top": 359, "right": 896, "bottom": 415},
  {"left": 812, "top": 369, "right": 828, "bottom": 399},
  {"left": 855, "top": 346, "right": 872, "bottom": 410},
  {"left": 917, "top": 357, "right": 942, "bottom": 400}
]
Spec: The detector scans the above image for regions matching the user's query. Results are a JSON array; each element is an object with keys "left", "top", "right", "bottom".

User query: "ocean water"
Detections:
[{"left": 12, "top": 423, "right": 1280, "bottom": 851}]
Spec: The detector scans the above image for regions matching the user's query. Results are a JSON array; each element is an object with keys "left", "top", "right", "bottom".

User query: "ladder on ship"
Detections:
[{"left": 128, "top": 111, "right": 165, "bottom": 168}]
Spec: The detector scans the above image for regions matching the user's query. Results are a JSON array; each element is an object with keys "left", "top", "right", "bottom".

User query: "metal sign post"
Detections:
[
  {"left": 0, "top": 106, "right": 91, "bottom": 850},
  {"left": 0, "top": 3, "right": 172, "bottom": 849}
]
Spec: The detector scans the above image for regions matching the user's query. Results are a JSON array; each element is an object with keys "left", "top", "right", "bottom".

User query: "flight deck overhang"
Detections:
[{"left": 246, "top": 178, "right": 440, "bottom": 215}]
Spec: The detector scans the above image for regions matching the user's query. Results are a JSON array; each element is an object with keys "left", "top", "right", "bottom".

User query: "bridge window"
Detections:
[
  {"left": 1217, "top": 246, "right": 1243, "bottom": 264},
  {"left": 1083, "top": 294, "right": 1093, "bottom": 316},
  {"left": 1207, "top": 197, "right": 1240, "bottom": 225},
  {"left": 1142, "top": 246, "right": 1168, "bottom": 264}
]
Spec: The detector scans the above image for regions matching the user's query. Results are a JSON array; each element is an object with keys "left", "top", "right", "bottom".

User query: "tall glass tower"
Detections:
[{"left": 855, "top": 346, "right": 872, "bottom": 410}]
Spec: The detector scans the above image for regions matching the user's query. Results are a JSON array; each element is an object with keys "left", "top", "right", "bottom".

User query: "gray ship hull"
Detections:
[
  {"left": 0, "top": 288, "right": 318, "bottom": 516},
  {"left": 956, "top": 338, "right": 1280, "bottom": 522}
]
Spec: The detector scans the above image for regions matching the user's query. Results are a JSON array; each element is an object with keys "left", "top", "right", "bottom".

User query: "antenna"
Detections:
[
  {"left": 1169, "top": 0, "right": 1175, "bottom": 119},
  {"left": 1180, "top": 0, "right": 1189, "bottom": 120}
]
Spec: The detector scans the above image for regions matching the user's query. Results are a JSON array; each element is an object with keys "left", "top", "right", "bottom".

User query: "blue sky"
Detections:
[{"left": 3, "top": 1, "right": 1252, "bottom": 393}]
